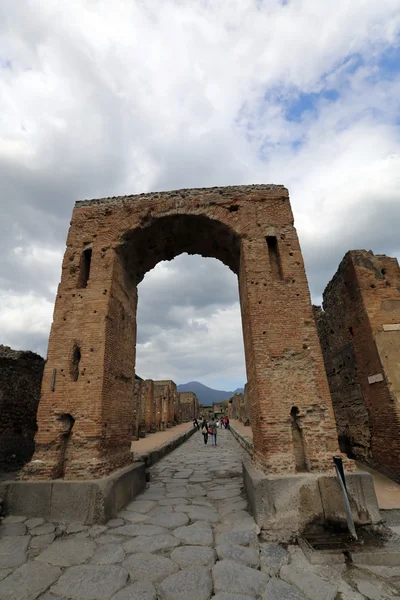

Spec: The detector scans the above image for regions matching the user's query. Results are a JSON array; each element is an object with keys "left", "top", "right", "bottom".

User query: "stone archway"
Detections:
[{"left": 25, "top": 184, "right": 340, "bottom": 480}]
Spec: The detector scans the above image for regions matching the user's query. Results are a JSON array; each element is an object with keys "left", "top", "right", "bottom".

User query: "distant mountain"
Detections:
[{"left": 177, "top": 381, "right": 244, "bottom": 406}]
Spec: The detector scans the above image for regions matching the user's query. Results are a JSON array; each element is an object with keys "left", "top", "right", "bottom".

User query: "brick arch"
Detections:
[
  {"left": 117, "top": 213, "right": 241, "bottom": 283},
  {"left": 25, "top": 185, "right": 340, "bottom": 480}
]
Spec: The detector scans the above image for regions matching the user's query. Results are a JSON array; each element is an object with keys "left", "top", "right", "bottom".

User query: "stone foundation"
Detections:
[
  {"left": 1, "top": 462, "right": 146, "bottom": 524},
  {"left": 243, "top": 461, "right": 381, "bottom": 542}
]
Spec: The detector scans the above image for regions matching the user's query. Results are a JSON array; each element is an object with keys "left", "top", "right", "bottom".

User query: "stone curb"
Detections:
[
  {"left": 229, "top": 425, "right": 254, "bottom": 457},
  {"left": 134, "top": 426, "right": 198, "bottom": 469}
]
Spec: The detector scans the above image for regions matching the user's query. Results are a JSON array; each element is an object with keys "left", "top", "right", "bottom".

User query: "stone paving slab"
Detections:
[
  {"left": 262, "top": 577, "right": 308, "bottom": 599},
  {"left": 259, "top": 542, "right": 290, "bottom": 576},
  {"left": 122, "top": 533, "right": 180, "bottom": 554},
  {"left": 212, "top": 559, "right": 270, "bottom": 596},
  {"left": 216, "top": 542, "right": 259, "bottom": 567},
  {"left": 123, "top": 552, "right": 179, "bottom": 583},
  {"left": 173, "top": 521, "right": 214, "bottom": 546},
  {"left": 36, "top": 538, "right": 96, "bottom": 567},
  {"left": 51, "top": 565, "right": 128, "bottom": 600},
  {"left": 2, "top": 426, "right": 400, "bottom": 599},
  {"left": 170, "top": 545, "right": 217, "bottom": 568},
  {"left": 280, "top": 564, "right": 338, "bottom": 600},
  {"left": 0, "top": 562, "right": 62, "bottom": 600},
  {"left": 157, "top": 566, "right": 213, "bottom": 600},
  {"left": 110, "top": 580, "right": 156, "bottom": 600}
]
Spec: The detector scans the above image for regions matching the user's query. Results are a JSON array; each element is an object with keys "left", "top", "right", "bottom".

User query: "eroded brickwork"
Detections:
[
  {"left": 229, "top": 385, "right": 251, "bottom": 425},
  {"left": 315, "top": 251, "right": 400, "bottom": 481},
  {"left": 0, "top": 346, "right": 44, "bottom": 472},
  {"left": 178, "top": 392, "right": 199, "bottom": 422},
  {"left": 154, "top": 381, "right": 177, "bottom": 430},
  {"left": 25, "top": 184, "right": 341, "bottom": 479},
  {"left": 131, "top": 380, "right": 197, "bottom": 440}
]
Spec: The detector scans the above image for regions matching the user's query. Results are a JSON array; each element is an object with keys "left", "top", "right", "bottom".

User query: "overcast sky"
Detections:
[{"left": 1, "top": 1, "right": 399, "bottom": 390}]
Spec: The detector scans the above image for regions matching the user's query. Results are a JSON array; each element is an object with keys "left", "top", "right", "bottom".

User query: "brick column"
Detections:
[
  {"left": 23, "top": 247, "right": 136, "bottom": 479},
  {"left": 239, "top": 231, "right": 340, "bottom": 474}
]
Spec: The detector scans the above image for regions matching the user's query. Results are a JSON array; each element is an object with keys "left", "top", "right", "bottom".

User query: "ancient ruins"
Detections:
[
  {"left": 228, "top": 385, "right": 251, "bottom": 426},
  {"left": 1, "top": 184, "right": 397, "bottom": 539},
  {"left": 22, "top": 184, "right": 342, "bottom": 481},
  {"left": 132, "top": 377, "right": 199, "bottom": 439},
  {"left": 0, "top": 345, "right": 44, "bottom": 472},
  {"left": 314, "top": 250, "right": 400, "bottom": 483}
]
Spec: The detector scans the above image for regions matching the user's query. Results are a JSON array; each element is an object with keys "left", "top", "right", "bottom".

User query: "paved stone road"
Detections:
[{"left": 1, "top": 428, "right": 400, "bottom": 599}]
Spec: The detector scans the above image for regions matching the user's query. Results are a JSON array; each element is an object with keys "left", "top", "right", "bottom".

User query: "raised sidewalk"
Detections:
[{"left": 131, "top": 422, "right": 196, "bottom": 467}]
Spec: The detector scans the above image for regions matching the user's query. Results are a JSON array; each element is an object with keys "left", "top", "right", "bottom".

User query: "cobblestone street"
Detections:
[{"left": 1, "top": 428, "right": 400, "bottom": 599}]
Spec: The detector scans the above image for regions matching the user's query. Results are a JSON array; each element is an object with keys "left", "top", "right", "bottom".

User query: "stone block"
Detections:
[
  {"left": 318, "top": 472, "right": 381, "bottom": 525},
  {"left": 1, "top": 462, "right": 146, "bottom": 524},
  {"left": 5, "top": 482, "right": 52, "bottom": 520},
  {"left": 242, "top": 461, "right": 381, "bottom": 540},
  {"left": 50, "top": 481, "right": 96, "bottom": 523}
]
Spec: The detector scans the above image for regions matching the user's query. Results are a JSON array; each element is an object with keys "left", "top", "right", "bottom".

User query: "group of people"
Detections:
[{"left": 192, "top": 415, "right": 230, "bottom": 447}]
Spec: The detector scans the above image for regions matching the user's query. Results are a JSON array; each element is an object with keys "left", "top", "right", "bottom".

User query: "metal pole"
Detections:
[{"left": 333, "top": 456, "right": 358, "bottom": 540}]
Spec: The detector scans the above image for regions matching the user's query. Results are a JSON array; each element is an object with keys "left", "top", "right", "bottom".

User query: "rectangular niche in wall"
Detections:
[{"left": 266, "top": 236, "right": 283, "bottom": 280}]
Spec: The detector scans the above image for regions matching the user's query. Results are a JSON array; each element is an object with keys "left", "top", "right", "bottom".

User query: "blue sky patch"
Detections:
[
  {"left": 285, "top": 89, "right": 340, "bottom": 122},
  {"left": 378, "top": 44, "right": 400, "bottom": 78}
]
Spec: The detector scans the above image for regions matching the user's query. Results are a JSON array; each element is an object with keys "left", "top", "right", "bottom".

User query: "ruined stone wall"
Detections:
[
  {"left": 0, "top": 346, "right": 44, "bottom": 472},
  {"left": 229, "top": 386, "right": 251, "bottom": 426},
  {"left": 178, "top": 392, "right": 198, "bottom": 422},
  {"left": 154, "top": 381, "right": 177, "bottom": 429},
  {"left": 132, "top": 375, "right": 143, "bottom": 440},
  {"left": 132, "top": 379, "right": 182, "bottom": 437},
  {"left": 315, "top": 251, "right": 400, "bottom": 481}
]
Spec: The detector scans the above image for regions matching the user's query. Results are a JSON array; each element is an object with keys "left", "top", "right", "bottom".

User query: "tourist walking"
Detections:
[
  {"left": 201, "top": 418, "right": 209, "bottom": 445},
  {"left": 209, "top": 418, "right": 217, "bottom": 446}
]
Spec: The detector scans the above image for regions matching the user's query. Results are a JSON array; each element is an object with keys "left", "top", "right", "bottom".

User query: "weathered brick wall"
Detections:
[
  {"left": 0, "top": 346, "right": 44, "bottom": 472},
  {"left": 25, "top": 184, "right": 342, "bottom": 479},
  {"left": 315, "top": 251, "right": 400, "bottom": 481},
  {"left": 132, "top": 379, "right": 187, "bottom": 438},
  {"left": 229, "top": 387, "right": 251, "bottom": 425},
  {"left": 132, "top": 375, "right": 143, "bottom": 439},
  {"left": 178, "top": 392, "right": 198, "bottom": 422},
  {"left": 154, "top": 381, "right": 177, "bottom": 429}
]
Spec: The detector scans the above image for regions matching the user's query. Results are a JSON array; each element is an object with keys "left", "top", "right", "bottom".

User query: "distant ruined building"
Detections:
[
  {"left": 228, "top": 385, "right": 251, "bottom": 426},
  {"left": 132, "top": 378, "right": 199, "bottom": 439}
]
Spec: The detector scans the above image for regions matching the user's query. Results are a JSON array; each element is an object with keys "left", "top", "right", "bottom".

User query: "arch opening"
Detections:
[
  {"left": 135, "top": 253, "right": 246, "bottom": 436},
  {"left": 118, "top": 214, "right": 241, "bottom": 285}
]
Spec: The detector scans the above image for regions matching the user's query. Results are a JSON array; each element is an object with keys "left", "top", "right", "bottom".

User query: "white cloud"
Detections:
[{"left": 0, "top": 0, "right": 399, "bottom": 386}]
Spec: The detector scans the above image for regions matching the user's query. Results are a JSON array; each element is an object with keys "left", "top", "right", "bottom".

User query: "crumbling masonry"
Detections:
[
  {"left": 0, "top": 346, "right": 44, "bottom": 472},
  {"left": 314, "top": 250, "right": 400, "bottom": 482},
  {"left": 24, "top": 184, "right": 341, "bottom": 480},
  {"left": 229, "top": 385, "right": 251, "bottom": 426},
  {"left": 132, "top": 379, "right": 198, "bottom": 439}
]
